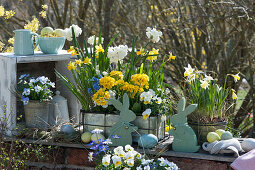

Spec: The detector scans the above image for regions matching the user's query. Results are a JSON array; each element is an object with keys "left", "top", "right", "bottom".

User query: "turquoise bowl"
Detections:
[{"left": 38, "top": 37, "right": 66, "bottom": 54}]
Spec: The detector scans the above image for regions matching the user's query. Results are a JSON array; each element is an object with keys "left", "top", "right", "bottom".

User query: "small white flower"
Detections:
[
  {"left": 91, "top": 128, "right": 103, "bottom": 134},
  {"left": 125, "top": 151, "right": 134, "bottom": 160},
  {"left": 102, "top": 154, "right": 111, "bottom": 167},
  {"left": 123, "top": 168, "right": 131, "bottom": 170},
  {"left": 216, "top": 84, "right": 222, "bottom": 92},
  {"left": 34, "top": 85, "right": 42, "bottom": 93},
  {"left": 29, "top": 78, "right": 37, "bottom": 86},
  {"left": 125, "top": 145, "right": 134, "bottom": 152},
  {"left": 141, "top": 159, "right": 153, "bottom": 165},
  {"left": 144, "top": 164, "right": 151, "bottom": 170},
  {"left": 103, "top": 139, "right": 112, "bottom": 145},
  {"left": 48, "top": 82, "right": 55, "bottom": 88},
  {"left": 161, "top": 114, "right": 167, "bottom": 122},
  {"left": 204, "top": 75, "right": 213, "bottom": 82},
  {"left": 114, "top": 146, "right": 125, "bottom": 157},
  {"left": 158, "top": 157, "right": 167, "bottom": 166},
  {"left": 87, "top": 35, "right": 104, "bottom": 45},
  {"left": 102, "top": 71, "right": 108, "bottom": 76},
  {"left": 232, "top": 73, "right": 240, "bottom": 82},
  {"left": 88, "top": 152, "right": 93, "bottom": 162},
  {"left": 112, "top": 155, "right": 122, "bottom": 168},
  {"left": 155, "top": 97, "right": 162, "bottom": 104},
  {"left": 126, "top": 159, "right": 134, "bottom": 167},
  {"left": 22, "top": 88, "right": 30, "bottom": 96},
  {"left": 38, "top": 76, "right": 48, "bottom": 84},
  {"left": 136, "top": 166, "right": 143, "bottom": 170},
  {"left": 142, "top": 108, "right": 151, "bottom": 120},
  {"left": 165, "top": 88, "right": 170, "bottom": 95},
  {"left": 146, "top": 27, "right": 162, "bottom": 43}
]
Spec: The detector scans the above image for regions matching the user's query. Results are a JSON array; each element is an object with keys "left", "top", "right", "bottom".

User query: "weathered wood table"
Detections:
[{"left": 0, "top": 51, "right": 80, "bottom": 135}]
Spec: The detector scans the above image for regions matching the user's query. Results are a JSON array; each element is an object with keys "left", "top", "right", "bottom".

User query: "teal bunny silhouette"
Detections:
[
  {"left": 169, "top": 97, "right": 200, "bottom": 152},
  {"left": 109, "top": 93, "right": 138, "bottom": 146}
]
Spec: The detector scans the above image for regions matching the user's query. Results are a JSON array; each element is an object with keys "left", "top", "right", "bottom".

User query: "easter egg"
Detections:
[
  {"left": 60, "top": 124, "right": 75, "bottom": 135},
  {"left": 138, "top": 134, "right": 158, "bottom": 149},
  {"left": 91, "top": 133, "right": 105, "bottom": 144},
  {"left": 53, "top": 29, "right": 64, "bottom": 37},
  {"left": 41, "top": 27, "right": 54, "bottom": 36},
  {"left": 207, "top": 132, "right": 220, "bottom": 143},
  {"left": 221, "top": 131, "right": 233, "bottom": 140},
  {"left": 215, "top": 129, "right": 225, "bottom": 138},
  {"left": 81, "top": 132, "right": 92, "bottom": 143}
]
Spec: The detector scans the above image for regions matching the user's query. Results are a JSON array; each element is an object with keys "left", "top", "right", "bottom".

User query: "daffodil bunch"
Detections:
[
  {"left": 94, "top": 144, "right": 179, "bottom": 170},
  {"left": 183, "top": 64, "right": 240, "bottom": 122}
]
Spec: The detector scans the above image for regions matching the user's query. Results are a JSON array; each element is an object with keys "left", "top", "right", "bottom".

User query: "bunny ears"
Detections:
[
  {"left": 109, "top": 93, "right": 130, "bottom": 111},
  {"left": 177, "top": 97, "right": 198, "bottom": 116}
]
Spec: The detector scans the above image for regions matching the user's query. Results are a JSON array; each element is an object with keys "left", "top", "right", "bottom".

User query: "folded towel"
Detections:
[{"left": 231, "top": 149, "right": 255, "bottom": 170}]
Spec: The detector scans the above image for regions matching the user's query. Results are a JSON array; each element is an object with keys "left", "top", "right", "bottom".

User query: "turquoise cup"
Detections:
[{"left": 38, "top": 37, "right": 66, "bottom": 54}]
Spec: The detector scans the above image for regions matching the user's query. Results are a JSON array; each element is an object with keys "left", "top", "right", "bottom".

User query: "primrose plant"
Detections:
[{"left": 17, "top": 74, "right": 55, "bottom": 105}]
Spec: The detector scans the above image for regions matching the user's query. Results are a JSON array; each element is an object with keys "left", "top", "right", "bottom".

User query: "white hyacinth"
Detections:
[
  {"left": 64, "top": 24, "right": 82, "bottom": 41},
  {"left": 146, "top": 27, "right": 162, "bottom": 43},
  {"left": 107, "top": 45, "right": 129, "bottom": 64},
  {"left": 87, "top": 35, "right": 104, "bottom": 45}
]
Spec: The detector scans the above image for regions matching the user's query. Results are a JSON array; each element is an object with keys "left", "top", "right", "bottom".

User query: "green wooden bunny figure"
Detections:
[
  {"left": 109, "top": 93, "right": 138, "bottom": 146},
  {"left": 169, "top": 97, "right": 200, "bottom": 152}
]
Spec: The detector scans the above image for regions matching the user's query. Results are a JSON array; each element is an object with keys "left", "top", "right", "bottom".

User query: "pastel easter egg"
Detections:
[
  {"left": 81, "top": 132, "right": 92, "bottom": 143},
  {"left": 215, "top": 129, "right": 225, "bottom": 138},
  {"left": 138, "top": 134, "right": 158, "bottom": 149},
  {"left": 91, "top": 133, "right": 105, "bottom": 144},
  {"left": 207, "top": 132, "right": 220, "bottom": 143},
  {"left": 60, "top": 124, "right": 75, "bottom": 134},
  {"left": 41, "top": 27, "right": 54, "bottom": 36},
  {"left": 221, "top": 131, "right": 233, "bottom": 140}
]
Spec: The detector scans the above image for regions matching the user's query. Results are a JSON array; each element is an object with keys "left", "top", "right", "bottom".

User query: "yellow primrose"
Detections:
[
  {"left": 167, "top": 52, "right": 176, "bottom": 61},
  {"left": 67, "top": 61, "right": 76, "bottom": 71},
  {"left": 75, "top": 59, "right": 82, "bottom": 66},
  {"left": 99, "top": 76, "right": 116, "bottom": 89},
  {"left": 83, "top": 57, "right": 91, "bottom": 65}
]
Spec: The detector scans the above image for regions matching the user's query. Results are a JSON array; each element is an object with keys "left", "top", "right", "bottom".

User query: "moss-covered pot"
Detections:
[{"left": 189, "top": 121, "right": 227, "bottom": 144}]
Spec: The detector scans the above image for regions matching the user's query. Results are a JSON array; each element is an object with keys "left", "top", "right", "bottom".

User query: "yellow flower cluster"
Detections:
[
  {"left": 0, "top": 6, "right": 5, "bottom": 17},
  {"left": 147, "top": 48, "right": 159, "bottom": 62},
  {"left": 110, "top": 71, "right": 123, "bottom": 80},
  {"left": 24, "top": 17, "right": 40, "bottom": 33},
  {"left": 39, "top": 11, "right": 47, "bottom": 19},
  {"left": 8, "top": 37, "right": 14, "bottom": 45},
  {"left": 92, "top": 88, "right": 110, "bottom": 106},
  {"left": 99, "top": 76, "right": 115, "bottom": 89},
  {"left": 0, "top": 41, "right": 4, "bottom": 51},
  {"left": 131, "top": 74, "right": 149, "bottom": 89},
  {"left": 120, "top": 82, "right": 142, "bottom": 98},
  {"left": 4, "top": 10, "right": 15, "bottom": 19}
]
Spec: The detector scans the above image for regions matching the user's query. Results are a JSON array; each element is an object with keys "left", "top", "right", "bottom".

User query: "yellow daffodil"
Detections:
[
  {"left": 67, "top": 46, "right": 77, "bottom": 56},
  {"left": 75, "top": 59, "right": 82, "bottom": 66},
  {"left": 136, "top": 47, "right": 145, "bottom": 56},
  {"left": 165, "top": 124, "right": 175, "bottom": 132},
  {"left": 167, "top": 52, "right": 176, "bottom": 61},
  {"left": 67, "top": 61, "right": 76, "bottom": 71},
  {"left": 147, "top": 48, "right": 159, "bottom": 62},
  {"left": 95, "top": 44, "right": 104, "bottom": 53},
  {"left": 83, "top": 57, "right": 91, "bottom": 65}
]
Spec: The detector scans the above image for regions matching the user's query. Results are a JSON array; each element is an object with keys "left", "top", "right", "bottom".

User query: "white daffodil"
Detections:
[
  {"left": 108, "top": 45, "right": 129, "bottom": 64},
  {"left": 146, "top": 27, "right": 162, "bottom": 43},
  {"left": 200, "top": 80, "right": 209, "bottom": 89},
  {"left": 125, "top": 145, "right": 134, "bottom": 152},
  {"left": 232, "top": 73, "right": 240, "bottom": 82},
  {"left": 232, "top": 89, "right": 238, "bottom": 100},
  {"left": 204, "top": 75, "right": 213, "bottom": 82},
  {"left": 142, "top": 108, "right": 151, "bottom": 120},
  {"left": 102, "top": 154, "right": 111, "bottom": 167},
  {"left": 112, "top": 155, "right": 122, "bottom": 168},
  {"left": 87, "top": 35, "right": 104, "bottom": 46},
  {"left": 88, "top": 152, "right": 93, "bottom": 162},
  {"left": 184, "top": 64, "right": 194, "bottom": 77}
]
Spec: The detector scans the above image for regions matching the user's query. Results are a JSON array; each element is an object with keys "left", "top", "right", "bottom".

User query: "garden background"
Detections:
[{"left": 0, "top": 0, "right": 254, "bottom": 137}]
